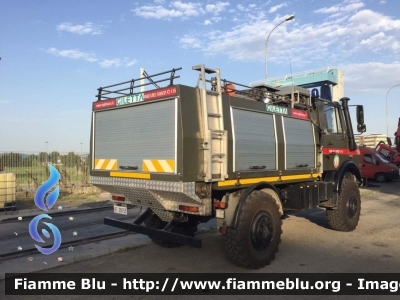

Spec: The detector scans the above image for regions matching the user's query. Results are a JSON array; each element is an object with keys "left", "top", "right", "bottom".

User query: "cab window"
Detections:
[
  {"left": 364, "top": 154, "right": 376, "bottom": 164},
  {"left": 324, "top": 105, "right": 343, "bottom": 133}
]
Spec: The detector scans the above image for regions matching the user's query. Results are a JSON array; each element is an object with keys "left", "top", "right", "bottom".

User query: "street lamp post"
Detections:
[
  {"left": 265, "top": 14, "right": 295, "bottom": 83},
  {"left": 80, "top": 143, "right": 83, "bottom": 156},
  {"left": 386, "top": 83, "right": 400, "bottom": 137}
]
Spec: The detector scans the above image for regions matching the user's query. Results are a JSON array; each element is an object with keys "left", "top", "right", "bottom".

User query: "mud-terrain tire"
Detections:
[
  {"left": 374, "top": 172, "right": 387, "bottom": 183},
  {"left": 326, "top": 173, "right": 361, "bottom": 232},
  {"left": 144, "top": 213, "right": 198, "bottom": 248},
  {"left": 223, "top": 190, "right": 282, "bottom": 269}
]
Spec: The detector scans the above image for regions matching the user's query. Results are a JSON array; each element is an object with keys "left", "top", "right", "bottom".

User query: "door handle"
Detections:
[{"left": 295, "top": 164, "right": 309, "bottom": 168}]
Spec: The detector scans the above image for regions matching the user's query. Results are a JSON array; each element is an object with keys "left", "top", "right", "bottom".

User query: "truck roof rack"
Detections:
[{"left": 96, "top": 67, "right": 182, "bottom": 101}]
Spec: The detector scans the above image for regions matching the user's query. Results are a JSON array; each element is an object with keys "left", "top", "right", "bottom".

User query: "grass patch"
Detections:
[
  {"left": 3, "top": 165, "right": 89, "bottom": 190},
  {"left": 59, "top": 193, "right": 98, "bottom": 202}
]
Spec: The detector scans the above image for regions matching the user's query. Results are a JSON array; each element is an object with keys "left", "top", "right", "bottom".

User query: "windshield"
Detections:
[
  {"left": 376, "top": 153, "right": 389, "bottom": 164},
  {"left": 323, "top": 104, "right": 343, "bottom": 133}
]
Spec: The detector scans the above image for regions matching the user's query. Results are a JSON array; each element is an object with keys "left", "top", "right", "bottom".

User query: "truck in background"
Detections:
[{"left": 90, "top": 65, "right": 366, "bottom": 269}]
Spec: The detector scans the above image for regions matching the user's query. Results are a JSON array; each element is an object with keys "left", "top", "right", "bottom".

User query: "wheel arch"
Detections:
[
  {"left": 334, "top": 160, "right": 362, "bottom": 193},
  {"left": 232, "top": 182, "right": 283, "bottom": 229},
  {"left": 326, "top": 179, "right": 361, "bottom": 232}
]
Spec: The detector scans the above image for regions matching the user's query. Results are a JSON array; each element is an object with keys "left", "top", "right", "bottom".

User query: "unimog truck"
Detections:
[{"left": 90, "top": 65, "right": 366, "bottom": 269}]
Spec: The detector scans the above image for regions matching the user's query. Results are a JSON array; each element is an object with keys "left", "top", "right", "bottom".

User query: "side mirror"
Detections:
[
  {"left": 387, "top": 137, "right": 392, "bottom": 147},
  {"left": 356, "top": 105, "right": 366, "bottom": 133},
  {"left": 357, "top": 124, "right": 366, "bottom": 133},
  {"left": 375, "top": 160, "right": 380, "bottom": 166}
]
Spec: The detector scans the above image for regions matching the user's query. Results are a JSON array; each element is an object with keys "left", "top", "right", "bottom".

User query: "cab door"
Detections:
[
  {"left": 361, "top": 152, "right": 377, "bottom": 179},
  {"left": 321, "top": 102, "right": 348, "bottom": 171}
]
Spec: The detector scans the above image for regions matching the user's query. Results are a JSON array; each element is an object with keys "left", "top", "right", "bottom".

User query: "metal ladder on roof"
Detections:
[{"left": 193, "top": 64, "right": 228, "bottom": 182}]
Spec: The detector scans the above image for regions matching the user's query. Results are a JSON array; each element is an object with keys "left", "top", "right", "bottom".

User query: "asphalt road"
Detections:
[{"left": 1, "top": 180, "right": 400, "bottom": 300}]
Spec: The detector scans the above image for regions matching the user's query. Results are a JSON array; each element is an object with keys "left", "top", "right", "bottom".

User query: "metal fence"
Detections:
[{"left": 0, "top": 151, "right": 93, "bottom": 202}]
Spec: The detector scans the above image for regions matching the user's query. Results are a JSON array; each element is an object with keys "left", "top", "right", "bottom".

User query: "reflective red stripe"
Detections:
[
  {"left": 291, "top": 109, "right": 309, "bottom": 120},
  {"left": 322, "top": 148, "right": 360, "bottom": 155},
  {"left": 93, "top": 99, "right": 116, "bottom": 110}
]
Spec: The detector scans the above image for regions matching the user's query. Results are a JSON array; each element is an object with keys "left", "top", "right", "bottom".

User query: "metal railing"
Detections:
[
  {"left": 97, "top": 67, "right": 182, "bottom": 101},
  {"left": 0, "top": 151, "right": 93, "bottom": 201}
]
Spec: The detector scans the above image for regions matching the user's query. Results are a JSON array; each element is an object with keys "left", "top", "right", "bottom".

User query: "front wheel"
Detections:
[
  {"left": 326, "top": 174, "right": 361, "bottom": 232},
  {"left": 374, "top": 172, "right": 387, "bottom": 183},
  {"left": 223, "top": 190, "right": 282, "bottom": 269}
]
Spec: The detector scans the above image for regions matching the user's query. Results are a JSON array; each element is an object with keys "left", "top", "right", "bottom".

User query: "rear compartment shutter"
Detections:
[
  {"left": 232, "top": 108, "right": 276, "bottom": 171},
  {"left": 283, "top": 117, "right": 316, "bottom": 169},
  {"left": 94, "top": 99, "right": 176, "bottom": 173}
]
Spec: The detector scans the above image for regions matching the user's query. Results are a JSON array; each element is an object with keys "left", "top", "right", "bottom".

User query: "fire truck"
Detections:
[{"left": 90, "top": 65, "right": 366, "bottom": 269}]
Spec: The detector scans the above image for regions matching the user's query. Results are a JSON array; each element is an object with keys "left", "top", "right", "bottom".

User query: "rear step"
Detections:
[{"left": 104, "top": 209, "right": 202, "bottom": 248}]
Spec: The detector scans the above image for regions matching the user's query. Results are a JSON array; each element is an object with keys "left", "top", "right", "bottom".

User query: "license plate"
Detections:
[
  {"left": 114, "top": 204, "right": 127, "bottom": 215},
  {"left": 216, "top": 209, "right": 225, "bottom": 219}
]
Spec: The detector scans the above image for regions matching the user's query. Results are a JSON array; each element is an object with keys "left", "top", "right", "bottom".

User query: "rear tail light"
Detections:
[
  {"left": 214, "top": 201, "right": 227, "bottom": 209},
  {"left": 179, "top": 205, "right": 199, "bottom": 213},
  {"left": 112, "top": 195, "right": 126, "bottom": 202}
]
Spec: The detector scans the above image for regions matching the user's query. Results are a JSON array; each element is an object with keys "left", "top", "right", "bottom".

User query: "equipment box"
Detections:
[{"left": 283, "top": 183, "right": 319, "bottom": 210}]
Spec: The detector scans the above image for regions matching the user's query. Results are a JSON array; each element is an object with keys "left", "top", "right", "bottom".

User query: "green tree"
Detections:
[
  {"left": 32, "top": 158, "right": 38, "bottom": 167},
  {"left": 0, "top": 152, "right": 23, "bottom": 167},
  {"left": 61, "top": 152, "right": 80, "bottom": 167},
  {"left": 85, "top": 154, "right": 91, "bottom": 168},
  {"left": 0, "top": 153, "right": 6, "bottom": 168},
  {"left": 49, "top": 151, "right": 60, "bottom": 164},
  {"left": 38, "top": 152, "right": 48, "bottom": 163},
  {"left": 23, "top": 154, "right": 37, "bottom": 166}
]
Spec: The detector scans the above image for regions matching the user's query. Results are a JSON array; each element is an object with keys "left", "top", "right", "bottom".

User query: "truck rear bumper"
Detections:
[{"left": 91, "top": 176, "right": 212, "bottom": 222}]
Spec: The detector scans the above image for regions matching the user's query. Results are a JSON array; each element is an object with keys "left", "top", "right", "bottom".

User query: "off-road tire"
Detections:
[
  {"left": 326, "top": 173, "right": 361, "bottom": 231},
  {"left": 223, "top": 190, "right": 282, "bottom": 269},
  {"left": 144, "top": 213, "right": 198, "bottom": 248},
  {"left": 374, "top": 172, "right": 387, "bottom": 183}
]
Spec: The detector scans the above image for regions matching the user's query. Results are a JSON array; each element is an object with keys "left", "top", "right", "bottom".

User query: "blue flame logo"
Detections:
[{"left": 28, "top": 165, "right": 62, "bottom": 255}]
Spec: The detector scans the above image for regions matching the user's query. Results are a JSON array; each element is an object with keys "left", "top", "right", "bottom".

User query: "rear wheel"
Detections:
[
  {"left": 374, "top": 172, "right": 387, "bottom": 183},
  {"left": 223, "top": 190, "right": 282, "bottom": 269},
  {"left": 144, "top": 213, "right": 198, "bottom": 248},
  {"left": 326, "top": 173, "right": 361, "bottom": 231}
]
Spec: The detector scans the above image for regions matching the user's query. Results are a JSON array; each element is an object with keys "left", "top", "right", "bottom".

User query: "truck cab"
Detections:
[{"left": 359, "top": 146, "right": 399, "bottom": 183}]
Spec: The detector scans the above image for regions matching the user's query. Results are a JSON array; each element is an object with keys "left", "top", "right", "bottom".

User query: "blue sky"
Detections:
[{"left": 1, "top": 0, "right": 400, "bottom": 153}]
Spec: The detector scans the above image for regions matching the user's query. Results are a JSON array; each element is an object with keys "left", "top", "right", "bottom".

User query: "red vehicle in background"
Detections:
[
  {"left": 359, "top": 146, "right": 399, "bottom": 183},
  {"left": 375, "top": 141, "right": 400, "bottom": 167},
  {"left": 375, "top": 118, "right": 400, "bottom": 167}
]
